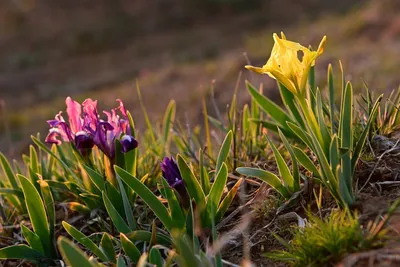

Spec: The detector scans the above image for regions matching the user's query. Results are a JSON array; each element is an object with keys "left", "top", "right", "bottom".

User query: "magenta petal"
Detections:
[
  {"left": 116, "top": 99, "right": 127, "bottom": 117},
  {"left": 66, "top": 97, "right": 83, "bottom": 134},
  {"left": 93, "top": 121, "right": 114, "bottom": 158},
  {"left": 82, "top": 98, "right": 99, "bottom": 131},
  {"left": 45, "top": 129, "right": 62, "bottom": 145}
]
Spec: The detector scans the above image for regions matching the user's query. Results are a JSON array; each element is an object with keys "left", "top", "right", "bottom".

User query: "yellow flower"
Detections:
[{"left": 245, "top": 32, "right": 326, "bottom": 95}]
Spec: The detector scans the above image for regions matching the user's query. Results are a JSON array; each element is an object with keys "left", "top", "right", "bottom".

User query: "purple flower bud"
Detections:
[
  {"left": 120, "top": 135, "right": 138, "bottom": 153},
  {"left": 160, "top": 157, "right": 189, "bottom": 208},
  {"left": 160, "top": 157, "right": 184, "bottom": 188}
]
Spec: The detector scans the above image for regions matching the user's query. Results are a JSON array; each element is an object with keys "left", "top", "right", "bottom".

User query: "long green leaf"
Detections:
[
  {"left": 163, "top": 100, "right": 176, "bottom": 152},
  {"left": 20, "top": 224, "right": 44, "bottom": 255},
  {"left": 216, "top": 178, "right": 242, "bottom": 222},
  {"left": 116, "top": 175, "right": 137, "bottom": 230},
  {"left": 339, "top": 82, "right": 353, "bottom": 194},
  {"left": 267, "top": 136, "right": 294, "bottom": 191},
  {"left": 0, "top": 245, "right": 45, "bottom": 262},
  {"left": 115, "top": 166, "right": 174, "bottom": 232},
  {"left": 120, "top": 233, "right": 141, "bottom": 263},
  {"left": 177, "top": 155, "right": 206, "bottom": 209},
  {"left": 278, "top": 129, "right": 300, "bottom": 191},
  {"left": 292, "top": 146, "right": 320, "bottom": 177},
  {"left": 82, "top": 165, "right": 105, "bottom": 192},
  {"left": 352, "top": 95, "right": 383, "bottom": 174},
  {"left": 39, "top": 180, "right": 57, "bottom": 258},
  {"left": 215, "top": 131, "right": 232, "bottom": 172},
  {"left": 246, "top": 81, "right": 293, "bottom": 129},
  {"left": 62, "top": 221, "right": 108, "bottom": 262},
  {"left": 236, "top": 167, "right": 291, "bottom": 199},
  {"left": 0, "top": 152, "right": 19, "bottom": 189},
  {"left": 100, "top": 233, "right": 116, "bottom": 263},
  {"left": 17, "top": 175, "right": 51, "bottom": 256},
  {"left": 58, "top": 237, "right": 100, "bottom": 267},
  {"left": 206, "top": 163, "right": 228, "bottom": 221},
  {"left": 102, "top": 191, "right": 131, "bottom": 234},
  {"left": 159, "top": 178, "right": 185, "bottom": 230},
  {"left": 125, "top": 230, "right": 172, "bottom": 246}
]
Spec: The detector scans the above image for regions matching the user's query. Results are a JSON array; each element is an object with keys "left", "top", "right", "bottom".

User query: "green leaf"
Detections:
[
  {"left": 267, "top": 136, "right": 294, "bottom": 191},
  {"left": 58, "top": 237, "right": 100, "bottom": 267},
  {"left": 38, "top": 180, "right": 57, "bottom": 258},
  {"left": 206, "top": 163, "right": 228, "bottom": 219},
  {"left": 125, "top": 111, "right": 138, "bottom": 176},
  {"left": 0, "top": 188, "right": 23, "bottom": 198},
  {"left": 328, "top": 64, "right": 336, "bottom": 134},
  {"left": 330, "top": 135, "right": 339, "bottom": 172},
  {"left": 120, "top": 233, "right": 141, "bottom": 263},
  {"left": 278, "top": 82, "right": 305, "bottom": 128},
  {"left": 292, "top": 146, "right": 320, "bottom": 177},
  {"left": 31, "top": 136, "right": 80, "bottom": 183},
  {"left": 278, "top": 129, "right": 300, "bottom": 192},
  {"left": 339, "top": 82, "right": 353, "bottom": 194},
  {"left": 287, "top": 122, "right": 314, "bottom": 149},
  {"left": 82, "top": 165, "right": 105, "bottom": 192},
  {"left": 236, "top": 167, "right": 291, "bottom": 199},
  {"left": 116, "top": 175, "right": 137, "bottom": 230},
  {"left": 62, "top": 221, "right": 108, "bottom": 262},
  {"left": 246, "top": 81, "right": 293, "bottom": 129},
  {"left": 0, "top": 152, "right": 19, "bottom": 189},
  {"left": 251, "top": 119, "right": 297, "bottom": 140},
  {"left": 125, "top": 230, "right": 172, "bottom": 246},
  {"left": 29, "top": 145, "right": 40, "bottom": 180},
  {"left": 149, "top": 248, "right": 163, "bottom": 267},
  {"left": 163, "top": 100, "right": 176, "bottom": 152},
  {"left": 100, "top": 233, "right": 116, "bottom": 263},
  {"left": 172, "top": 233, "right": 202, "bottom": 267},
  {"left": 102, "top": 191, "right": 131, "bottom": 234},
  {"left": 115, "top": 166, "right": 174, "bottom": 232},
  {"left": 17, "top": 175, "right": 51, "bottom": 257},
  {"left": 215, "top": 178, "right": 242, "bottom": 221},
  {"left": 0, "top": 245, "right": 45, "bottom": 262},
  {"left": 199, "top": 149, "right": 210, "bottom": 195},
  {"left": 177, "top": 155, "right": 206, "bottom": 209},
  {"left": 20, "top": 224, "right": 44, "bottom": 255},
  {"left": 117, "top": 255, "right": 128, "bottom": 267},
  {"left": 316, "top": 89, "right": 331, "bottom": 156},
  {"left": 216, "top": 131, "right": 232, "bottom": 173},
  {"left": 352, "top": 95, "right": 383, "bottom": 174},
  {"left": 159, "top": 178, "right": 185, "bottom": 230}
]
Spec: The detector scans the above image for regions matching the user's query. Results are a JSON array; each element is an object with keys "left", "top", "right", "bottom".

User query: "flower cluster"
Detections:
[{"left": 45, "top": 97, "right": 138, "bottom": 159}]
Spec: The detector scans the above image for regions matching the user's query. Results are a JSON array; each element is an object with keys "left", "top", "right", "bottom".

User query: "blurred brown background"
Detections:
[{"left": 1, "top": 0, "right": 400, "bottom": 158}]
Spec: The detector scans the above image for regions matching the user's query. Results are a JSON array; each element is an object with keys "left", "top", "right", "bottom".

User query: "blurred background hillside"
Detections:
[{"left": 1, "top": 0, "right": 400, "bottom": 157}]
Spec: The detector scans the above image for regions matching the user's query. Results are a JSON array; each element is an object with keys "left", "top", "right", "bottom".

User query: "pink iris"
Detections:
[{"left": 45, "top": 97, "right": 138, "bottom": 159}]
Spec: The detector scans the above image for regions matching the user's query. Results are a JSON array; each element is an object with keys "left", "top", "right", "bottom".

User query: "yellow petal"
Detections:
[
  {"left": 317, "top": 35, "right": 327, "bottom": 56},
  {"left": 245, "top": 65, "right": 269, "bottom": 74}
]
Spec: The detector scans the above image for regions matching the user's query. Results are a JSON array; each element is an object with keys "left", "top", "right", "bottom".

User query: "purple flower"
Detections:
[
  {"left": 45, "top": 97, "right": 138, "bottom": 160},
  {"left": 160, "top": 157, "right": 189, "bottom": 208},
  {"left": 45, "top": 97, "right": 94, "bottom": 156},
  {"left": 160, "top": 157, "right": 183, "bottom": 188},
  {"left": 85, "top": 99, "right": 138, "bottom": 159}
]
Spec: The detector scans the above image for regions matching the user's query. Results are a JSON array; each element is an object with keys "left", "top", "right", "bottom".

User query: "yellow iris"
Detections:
[{"left": 245, "top": 32, "right": 326, "bottom": 95}]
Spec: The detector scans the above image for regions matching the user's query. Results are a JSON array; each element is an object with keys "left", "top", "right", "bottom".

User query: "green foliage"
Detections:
[
  {"left": 244, "top": 64, "right": 383, "bottom": 207},
  {"left": 268, "top": 200, "right": 399, "bottom": 266}
]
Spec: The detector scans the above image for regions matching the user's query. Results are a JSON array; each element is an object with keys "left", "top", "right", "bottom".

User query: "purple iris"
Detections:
[
  {"left": 45, "top": 97, "right": 94, "bottom": 156},
  {"left": 160, "top": 157, "right": 189, "bottom": 208},
  {"left": 45, "top": 97, "right": 138, "bottom": 160},
  {"left": 160, "top": 157, "right": 184, "bottom": 189}
]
